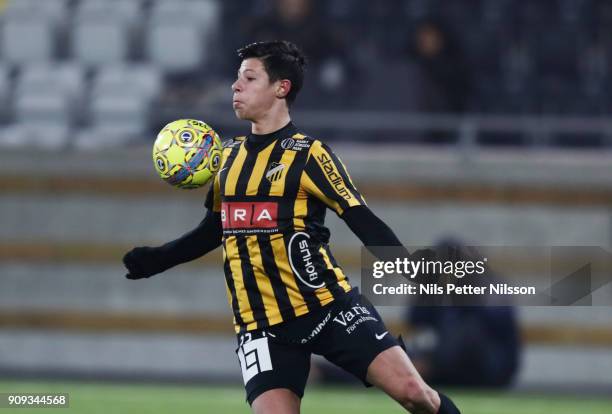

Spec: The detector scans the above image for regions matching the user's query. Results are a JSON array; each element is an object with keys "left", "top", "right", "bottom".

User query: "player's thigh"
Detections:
[
  {"left": 236, "top": 332, "right": 310, "bottom": 406},
  {"left": 314, "top": 290, "right": 398, "bottom": 384},
  {"left": 251, "top": 388, "right": 301, "bottom": 414}
]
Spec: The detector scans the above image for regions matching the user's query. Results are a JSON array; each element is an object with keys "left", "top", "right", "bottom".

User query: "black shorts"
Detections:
[{"left": 234, "top": 288, "right": 399, "bottom": 404}]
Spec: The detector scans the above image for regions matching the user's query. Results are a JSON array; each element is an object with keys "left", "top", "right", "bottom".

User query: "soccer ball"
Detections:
[{"left": 152, "top": 119, "right": 223, "bottom": 189}]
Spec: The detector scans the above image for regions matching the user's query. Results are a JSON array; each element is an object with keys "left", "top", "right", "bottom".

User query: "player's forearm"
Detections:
[
  {"left": 341, "top": 205, "right": 406, "bottom": 250},
  {"left": 342, "top": 205, "right": 438, "bottom": 261},
  {"left": 341, "top": 206, "right": 440, "bottom": 284},
  {"left": 158, "top": 210, "right": 223, "bottom": 266}
]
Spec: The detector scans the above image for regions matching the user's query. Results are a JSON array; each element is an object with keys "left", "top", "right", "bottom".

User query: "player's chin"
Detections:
[{"left": 233, "top": 108, "right": 249, "bottom": 120}]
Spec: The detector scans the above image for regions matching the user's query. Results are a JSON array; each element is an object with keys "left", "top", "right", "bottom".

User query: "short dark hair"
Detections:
[{"left": 237, "top": 40, "right": 307, "bottom": 106}]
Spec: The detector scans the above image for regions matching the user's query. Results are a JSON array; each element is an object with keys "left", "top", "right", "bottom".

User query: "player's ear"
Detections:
[{"left": 276, "top": 79, "right": 292, "bottom": 99}]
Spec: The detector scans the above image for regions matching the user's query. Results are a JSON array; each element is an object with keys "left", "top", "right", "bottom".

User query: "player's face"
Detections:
[{"left": 232, "top": 58, "right": 279, "bottom": 121}]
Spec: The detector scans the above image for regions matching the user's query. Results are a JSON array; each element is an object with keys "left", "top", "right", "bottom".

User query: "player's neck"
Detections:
[{"left": 250, "top": 107, "right": 291, "bottom": 135}]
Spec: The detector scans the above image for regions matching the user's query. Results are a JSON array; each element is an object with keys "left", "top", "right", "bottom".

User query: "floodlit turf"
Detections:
[{"left": 1, "top": 379, "right": 611, "bottom": 413}]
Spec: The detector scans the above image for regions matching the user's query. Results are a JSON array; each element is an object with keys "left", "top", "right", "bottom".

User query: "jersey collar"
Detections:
[{"left": 245, "top": 122, "right": 298, "bottom": 152}]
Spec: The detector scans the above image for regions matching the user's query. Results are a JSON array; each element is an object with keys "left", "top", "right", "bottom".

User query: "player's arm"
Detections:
[
  {"left": 302, "top": 140, "right": 430, "bottom": 261},
  {"left": 123, "top": 177, "right": 223, "bottom": 280},
  {"left": 340, "top": 205, "right": 435, "bottom": 263},
  {"left": 123, "top": 209, "right": 222, "bottom": 280},
  {"left": 340, "top": 205, "right": 401, "bottom": 247}
]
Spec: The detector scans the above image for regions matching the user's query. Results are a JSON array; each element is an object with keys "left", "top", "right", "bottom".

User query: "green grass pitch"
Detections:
[{"left": 1, "top": 379, "right": 611, "bottom": 413}]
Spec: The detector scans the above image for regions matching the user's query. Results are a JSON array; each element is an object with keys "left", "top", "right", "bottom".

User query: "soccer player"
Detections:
[{"left": 123, "top": 40, "right": 460, "bottom": 414}]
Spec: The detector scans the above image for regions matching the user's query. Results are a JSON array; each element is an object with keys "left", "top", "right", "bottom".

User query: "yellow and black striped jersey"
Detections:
[{"left": 205, "top": 122, "right": 366, "bottom": 333}]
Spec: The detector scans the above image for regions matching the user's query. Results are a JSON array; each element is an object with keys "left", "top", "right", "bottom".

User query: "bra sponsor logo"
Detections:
[{"left": 221, "top": 202, "right": 278, "bottom": 230}]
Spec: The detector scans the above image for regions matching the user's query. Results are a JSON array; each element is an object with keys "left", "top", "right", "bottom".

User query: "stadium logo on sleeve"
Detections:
[
  {"left": 288, "top": 232, "right": 325, "bottom": 289},
  {"left": 265, "top": 162, "right": 285, "bottom": 183},
  {"left": 316, "top": 152, "right": 352, "bottom": 200}
]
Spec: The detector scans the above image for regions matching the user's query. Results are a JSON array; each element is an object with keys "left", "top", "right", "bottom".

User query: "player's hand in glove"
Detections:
[{"left": 123, "top": 246, "right": 171, "bottom": 280}]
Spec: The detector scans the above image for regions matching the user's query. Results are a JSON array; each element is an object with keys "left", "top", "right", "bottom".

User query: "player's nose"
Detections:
[{"left": 232, "top": 80, "right": 242, "bottom": 92}]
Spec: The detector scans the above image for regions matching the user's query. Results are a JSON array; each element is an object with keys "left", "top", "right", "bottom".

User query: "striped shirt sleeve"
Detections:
[{"left": 302, "top": 140, "right": 366, "bottom": 215}]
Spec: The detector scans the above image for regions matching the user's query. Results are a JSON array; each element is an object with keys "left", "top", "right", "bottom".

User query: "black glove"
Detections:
[{"left": 123, "top": 246, "right": 171, "bottom": 280}]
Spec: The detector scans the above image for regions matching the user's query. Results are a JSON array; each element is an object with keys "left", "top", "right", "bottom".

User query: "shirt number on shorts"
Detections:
[{"left": 237, "top": 335, "right": 273, "bottom": 384}]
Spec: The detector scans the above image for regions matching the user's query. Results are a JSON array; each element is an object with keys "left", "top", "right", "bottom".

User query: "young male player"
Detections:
[{"left": 123, "top": 40, "right": 460, "bottom": 414}]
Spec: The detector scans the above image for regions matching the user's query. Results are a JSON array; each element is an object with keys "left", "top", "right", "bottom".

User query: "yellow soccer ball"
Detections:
[{"left": 152, "top": 119, "right": 222, "bottom": 189}]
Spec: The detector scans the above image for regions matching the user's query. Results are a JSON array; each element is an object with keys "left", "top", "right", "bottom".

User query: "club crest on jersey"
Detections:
[{"left": 265, "top": 162, "right": 285, "bottom": 183}]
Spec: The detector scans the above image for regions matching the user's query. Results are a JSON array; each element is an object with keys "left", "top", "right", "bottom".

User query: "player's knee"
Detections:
[{"left": 395, "top": 378, "right": 436, "bottom": 413}]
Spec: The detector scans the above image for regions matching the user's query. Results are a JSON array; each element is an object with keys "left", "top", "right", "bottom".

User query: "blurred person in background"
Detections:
[
  {"left": 406, "top": 307, "right": 520, "bottom": 387},
  {"left": 240, "top": 0, "right": 358, "bottom": 108},
  {"left": 408, "top": 18, "right": 473, "bottom": 143},
  {"left": 405, "top": 239, "right": 521, "bottom": 387}
]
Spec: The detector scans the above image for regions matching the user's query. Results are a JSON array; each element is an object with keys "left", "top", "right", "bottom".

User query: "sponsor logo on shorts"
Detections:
[
  {"left": 375, "top": 331, "right": 389, "bottom": 340},
  {"left": 300, "top": 311, "right": 332, "bottom": 344},
  {"left": 333, "top": 303, "right": 379, "bottom": 335},
  {"left": 237, "top": 336, "right": 273, "bottom": 384}
]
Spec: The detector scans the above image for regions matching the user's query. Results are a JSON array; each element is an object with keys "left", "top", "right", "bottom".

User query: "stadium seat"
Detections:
[
  {"left": 151, "top": 0, "right": 220, "bottom": 29},
  {"left": 146, "top": 0, "right": 220, "bottom": 74},
  {"left": 76, "top": 0, "right": 142, "bottom": 25},
  {"left": 71, "top": 15, "right": 131, "bottom": 66},
  {"left": 10, "top": 64, "right": 86, "bottom": 149},
  {"left": 73, "top": 62, "right": 161, "bottom": 150},
  {"left": 3, "top": 0, "right": 70, "bottom": 25},
  {"left": 146, "top": 17, "right": 206, "bottom": 74},
  {"left": 14, "top": 90, "right": 71, "bottom": 126},
  {"left": 77, "top": 85, "right": 155, "bottom": 150},
  {"left": 17, "top": 63, "right": 85, "bottom": 102},
  {"left": 0, "top": 14, "right": 57, "bottom": 63},
  {"left": 73, "top": 124, "right": 146, "bottom": 150},
  {"left": 90, "top": 91, "right": 150, "bottom": 132},
  {"left": 15, "top": 63, "right": 86, "bottom": 124},
  {"left": 0, "top": 123, "right": 70, "bottom": 149},
  {"left": 92, "top": 64, "right": 162, "bottom": 102}
]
